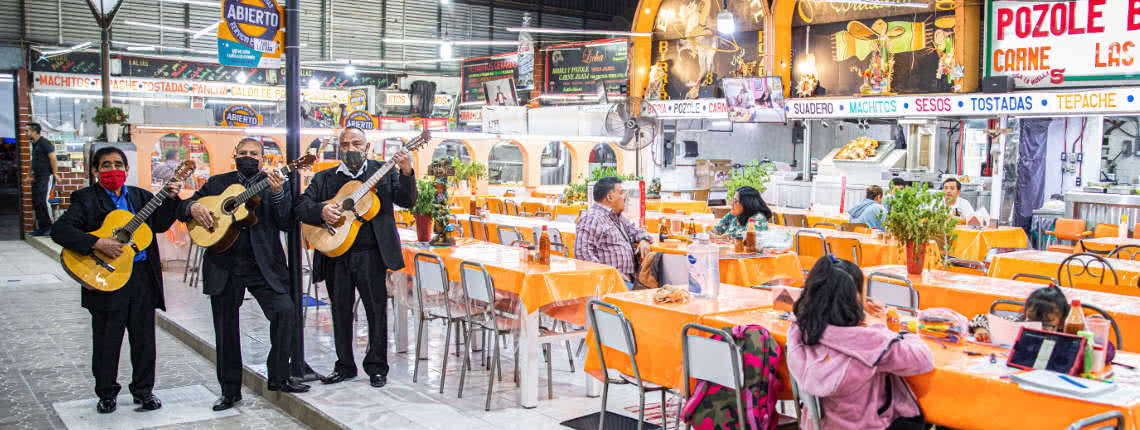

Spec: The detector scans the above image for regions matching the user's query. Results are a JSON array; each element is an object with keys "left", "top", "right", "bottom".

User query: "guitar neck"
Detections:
[
  {"left": 125, "top": 187, "right": 170, "bottom": 233},
  {"left": 235, "top": 166, "right": 291, "bottom": 205},
  {"left": 350, "top": 161, "right": 397, "bottom": 202}
]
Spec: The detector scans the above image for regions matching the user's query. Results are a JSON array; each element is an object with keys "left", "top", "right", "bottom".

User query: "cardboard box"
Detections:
[{"left": 695, "top": 159, "right": 732, "bottom": 190}]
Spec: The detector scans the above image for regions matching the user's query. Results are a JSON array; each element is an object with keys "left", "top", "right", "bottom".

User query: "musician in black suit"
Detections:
[
  {"left": 52, "top": 147, "right": 181, "bottom": 414},
  {"left": 295, "top": 127, "right": 415, "bottom": 388},
  {"left": 181, "top": 138, "right": 309, "bottom": 411}
]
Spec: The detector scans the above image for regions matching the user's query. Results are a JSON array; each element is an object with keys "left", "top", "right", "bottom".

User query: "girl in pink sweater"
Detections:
[{"left": 787, "top": 257, "right": 935, "bottom": 430}]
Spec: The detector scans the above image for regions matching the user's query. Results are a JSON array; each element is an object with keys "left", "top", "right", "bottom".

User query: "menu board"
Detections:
[
  {"left": 543, "top": 39, "right": 629, "bottom": 95},
  {"left": 460, "top": 53, "right": 518, "bottom": 103}
]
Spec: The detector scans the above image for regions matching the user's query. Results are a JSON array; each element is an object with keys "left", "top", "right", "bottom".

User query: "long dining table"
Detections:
[
  {"left": 989, "top": 250, "right": 1140, "bottom": 291},
  {"left": 388, "top": 234, "right": 627, "bottom": 408},
  {"left": 584, "top": 283, "right": 1140, "bottom": 429}
]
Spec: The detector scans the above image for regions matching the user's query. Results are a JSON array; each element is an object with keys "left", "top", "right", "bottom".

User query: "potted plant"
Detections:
[
  {"left": 451, "top": 159, "right": 487, "bottom": 195},
  {"left": 724, "top": 160, "right": 772, "bottom": 199},
  {"left": 881, "top": 184, "right": 958, "bottom": 274},
  {"left": 94, "top": 107, "right": 129, "bottom": 142},
  {"left": 412, "top": 178, "right": 440, "bottom": 242}
]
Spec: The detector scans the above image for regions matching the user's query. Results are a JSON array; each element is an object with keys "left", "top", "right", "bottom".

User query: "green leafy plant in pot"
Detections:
[
  {"left": 450, "top": 159, "right": 487, "bottom": 195},
  {"left": 412, "top": 178, "right": 443, "bottom": 242},
  {"left": 881, "top": 183, "right": 958, "bottom": 274},
  {"left": 94, "top": 107, "right": 129, "bottom": 142},
  {"left": 725, "top": 161, "right": 772, "bottom": 199}
]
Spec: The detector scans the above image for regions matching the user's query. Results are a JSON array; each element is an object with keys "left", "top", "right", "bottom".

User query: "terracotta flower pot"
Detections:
[
  {"left": 414, "top": 214, "right": 432, "bottom": 242},
  {"left": 905, "top": 241, "right": 926, "bottom": 275}
]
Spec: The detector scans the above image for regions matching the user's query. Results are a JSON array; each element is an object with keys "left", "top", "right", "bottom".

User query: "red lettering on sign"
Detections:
[
  {"left": 1051, "top": 3, "right": 1068, "bottom": 35},
  {"left": 998, "top": 8, "right": 1013, "bottom": 40},
  {"left": 1088, "top": 0, "right": 1106, "bottom": 33},
  {"left": 1032, "top": 4, "right": 1050, "bottom": 37},
  {"left": 1016, "top": 7, "right": 1032, "bottom": 37},
  {"left": 1130, "top": 0, "right": 1140, "bottom": 31},
  {"left": 1069, "top": 1, "right": 1086, "bottom": 35}
]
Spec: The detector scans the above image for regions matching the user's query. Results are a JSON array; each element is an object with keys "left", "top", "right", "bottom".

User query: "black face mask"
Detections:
[
  {"left": 235, "top": 156, "right": 260, "bottom": 178},
  {"left": 343, "top": 151, "right": 365, "bottom": 173}
]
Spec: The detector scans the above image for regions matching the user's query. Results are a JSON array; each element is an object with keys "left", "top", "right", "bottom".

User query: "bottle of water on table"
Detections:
[{"left": 687, "top": 233, "right": 720, "bottom": 299}]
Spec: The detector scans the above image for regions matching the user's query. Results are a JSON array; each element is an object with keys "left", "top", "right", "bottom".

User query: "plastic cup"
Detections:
[{"left": 1088, "top": 316, "right": 1111, "bottom": 347}]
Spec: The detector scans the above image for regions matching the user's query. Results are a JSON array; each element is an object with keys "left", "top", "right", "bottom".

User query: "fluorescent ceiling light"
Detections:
[
  {"left": 112, "top": 41, "right": 217, "bottom": 55},
  {"left": 716, "top": 10, "right": 735, "bottom": 34},
  {"left": 160, "top": 0, "right": 219, "bottom": 7},
  {"left": 808, "top": 0, "right": 928, "bottom": 7},
  {"left": 192, "top": 20, "right": 221, "bottom": 39},
  {"left": 235, "top": 71, "right": 248, "bottom": 83},
  {"left": 343, "top": 64, "right": 356, "bottom": 76},
  {"left": 308, "top": 79, "right": 320, "bottom": 90},
  {"left": 125, "top": 20, "right": 198, "bottom": 34},
  {"left": 439, "top": 43, "right": 453, "bottom": 60},
  {"left": 382, "top": 38, "right": 520, "bottom": 46},
  {"left": 506, "top": 27, "right": 652, "bottom": 37},
  {"left": 302, "top": 58, "right": 464, "bottom": 66},
  {"left": 38, "top": 42, "right": 93, "bottom": 57},
  {"left": 126, "top": 46, "right": 156, "bottom": 52},
  {"left": 206, "top": 99, "right": 278, "bottom": 107}
]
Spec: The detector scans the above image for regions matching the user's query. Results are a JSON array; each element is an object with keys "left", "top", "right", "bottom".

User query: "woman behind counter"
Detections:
[{"left": 713, "top": 185, "right": 771, "bottom": 239}]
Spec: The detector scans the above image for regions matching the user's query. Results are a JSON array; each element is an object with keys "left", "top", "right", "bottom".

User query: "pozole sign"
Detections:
[{"left": 985, "top": 0, "right": 1140, "bottom": 88}]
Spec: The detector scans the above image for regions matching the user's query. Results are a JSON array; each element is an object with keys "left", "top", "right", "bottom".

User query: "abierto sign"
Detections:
[
  {"left": 985, "top": 0, "right": 1140, "bottom": 88},
  {"left": 217, "top": 0, "right": 285, "bottom": 68}
]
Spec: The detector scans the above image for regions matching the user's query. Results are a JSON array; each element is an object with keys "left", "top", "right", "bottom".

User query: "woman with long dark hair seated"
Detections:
[
  {"left": 787, "top": 257, "right": 934, "bottom": 429},
  {"left": 713, "top": 185, "right": 772, "bottom": 239}
]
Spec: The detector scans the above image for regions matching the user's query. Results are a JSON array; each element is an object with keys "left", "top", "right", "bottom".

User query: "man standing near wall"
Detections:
[{"left": 26, "top": 123, "right": 56, "bottom": 236}]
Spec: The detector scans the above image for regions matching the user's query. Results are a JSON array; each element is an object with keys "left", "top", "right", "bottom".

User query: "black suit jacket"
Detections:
[
  {"left": 52, "top": 185, "right": 179, "bottom": 311},
  {"left": 178, "top": 171, "right": 292, "bottom": 296},
  {"left": 295, "top": 160, "right": 416, "bottom": 282}
]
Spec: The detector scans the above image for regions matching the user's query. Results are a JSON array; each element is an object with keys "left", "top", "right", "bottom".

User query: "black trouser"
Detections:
[
  {"left": 31, "top": 175, "right": 52, "bottom": 231},
  {"left": 326, "top": 248, "right": 389, "bottom": 377},
  {"left": 210, "top": 273, "right": 296, "bottom": 396},
  {"left": 88, "top": 265, "right": 155, "bottom": 400}
]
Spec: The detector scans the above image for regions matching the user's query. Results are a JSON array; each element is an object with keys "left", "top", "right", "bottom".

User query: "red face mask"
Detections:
[{"left": 99, "top": 170, "right": 127, "bottom": 191}]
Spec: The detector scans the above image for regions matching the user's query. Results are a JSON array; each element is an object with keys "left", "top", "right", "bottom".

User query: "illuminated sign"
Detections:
[
  {"left": 217, "top": 0, "right": 285, "bottom": 68},
  {"left": 221, "top": 104, "right": 262, "bottom": 127},
  {"left": 342, "top": 110, "right": 377, "bottom": 130}
]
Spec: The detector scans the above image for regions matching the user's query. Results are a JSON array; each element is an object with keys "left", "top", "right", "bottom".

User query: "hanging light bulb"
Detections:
[
  {"left": 716, "top": 11, "right": 735, "bottom": 34},
  {"left": 440, "top": 0, "right": 449, "bottom": 4},
  {"left": 344, "top": 64, "right": 356, "bottom": 76},
  {"left": 716, "top": 2, "right": 735, "bottom": 35},
  {"left": 439, "top": 42, "right": 453, "bottom": 60},
  {"left": 308, "top": 79, "right": 320, "bottom": 90},
  {"left": 235, "top": 71, "right": 248, "bottom": 83}
]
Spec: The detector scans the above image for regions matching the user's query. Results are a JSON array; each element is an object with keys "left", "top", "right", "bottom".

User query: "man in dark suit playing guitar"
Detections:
[
  {"left": 181, "top": 138, "right": 309, "bottom": 411},
  {"left": 52, "top": 147, "right": 182, "bottom": 414},
  {"left": 295, "top": 127, "right": 415, "bottom": 388}
]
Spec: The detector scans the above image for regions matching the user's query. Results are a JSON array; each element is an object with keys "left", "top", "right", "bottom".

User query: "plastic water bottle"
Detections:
[{"left": 687, "top": 233, "right": 720, "bottom": 299}]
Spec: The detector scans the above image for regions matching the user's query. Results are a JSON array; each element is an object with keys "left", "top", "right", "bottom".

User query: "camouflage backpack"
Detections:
[{"left": 681, "top": 324, "right": 783, "bottom": 430}]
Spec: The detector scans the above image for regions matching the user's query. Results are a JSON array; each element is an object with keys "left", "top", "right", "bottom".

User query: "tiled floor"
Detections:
[
  {"left": 21, "top": 237, "right": 663, "bottom": 429},
  {"left": 0, "top": 240, "right": 306, "bottom": 430},
  {"left": 158, "top": 256, "right": 659, "bottom": 429}
]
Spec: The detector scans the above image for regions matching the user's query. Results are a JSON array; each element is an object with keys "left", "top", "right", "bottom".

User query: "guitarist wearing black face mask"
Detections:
[
  {"left": 178, "top": 138, "right": 308, "bottom": 411},
  {"left": 295, "top": 127, "right": 416, "bottom": 389}
]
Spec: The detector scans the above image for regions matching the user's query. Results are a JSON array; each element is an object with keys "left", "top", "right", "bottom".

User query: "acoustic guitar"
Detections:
[
  {"left": 187, "top": 154, "right": 316, "bottom": 252},
  {"left": 61, "top": 161, "right": 196, "bottom": 292},
  {"left": 302, "top": 130, "right": 430, "bottom": 257}
]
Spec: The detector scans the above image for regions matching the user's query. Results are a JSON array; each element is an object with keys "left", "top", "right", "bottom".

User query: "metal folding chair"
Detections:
[
  {"left": 1011, "top": 273, "right": 1058, "bottom": 285},
  {"left": 866, "top": 272, "right": 919, "bottom": 316},
  {"left": 1057, "top": 252, "right": 1119, "bottom": 287},
  {"left": 1111, "top": 245, "right": 1140, "bottom": 261},
  {"left": 788, "top": 372, "right": 822, "bottom": 430},
  {"left": 588, "top": 300, "right": 670, "bottom": 430},
  {"left": 497, "top": 225, "right": 526, "bottom": 246},
  {"left": 412, "top": 253, "right": 478, "bottom": 392},
  {"left": 469, "top": 216, "right": 490, "bottom": 242},
  {"left": 1066, "top": 411, "right": 1124, "bottom": 430},
  {"left": 682, "top": 323, "right": 746, "bottom": 430},
  {"left": 812, "top": 222, "right": 839, "bottom": 230},
  {"left": 946, "top": 258, "right": 987, "bottom": 276},
  {"left": 839, "top": 222, "right": 871, "bottom": 234},
  {"left": 991, "top": 299, "right": 1122, "bottom": 350}
]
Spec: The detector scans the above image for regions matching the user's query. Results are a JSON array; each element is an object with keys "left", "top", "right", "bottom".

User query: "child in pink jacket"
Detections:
[{"left": 787, "top": 257, "right": 935, "bottom": 430}]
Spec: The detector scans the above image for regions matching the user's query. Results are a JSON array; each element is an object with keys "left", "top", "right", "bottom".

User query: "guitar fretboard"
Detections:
[
  {"left": 348, "top": 135, "right": 425, "bottom": 203},
  {"left": 124, "top": 185, "right": 172, "bottom": 234},
  {"left": 235, "top": 166, "right": 292, "bottom": 205}
]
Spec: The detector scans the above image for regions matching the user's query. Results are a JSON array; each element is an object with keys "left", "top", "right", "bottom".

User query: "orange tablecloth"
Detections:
[
  {"left": 769, "top": 226, "right": 908, "bottom": 269},
  {"left": 586, "top": 284, "right": 1140, "bottom": 429},
  {"left": 645, "top": 199, "right": 711, "bottom": 214},
  {"left": 866, "top": 265, "right": 1140, "bottom": 349},
  {"left": 1083, "top": 237, "right": 1140, "bottom": 252},
  {"left": 990, "top": 250, "right": 1140, "bottom": 290},
  {"left": 705, "top": 307, "right": 1140, "bottom": 430},
  {"left": 583, "top": 285, "right": 774, "bottom": 389},
  {"left": 652, "top": 242, "right": 803, "bottom": 286},
  {"left": 951, "top": 226, "right": 1029, "bottom": 261},
  {"left": 397, "top": 238, "right": 624, "bottom": 313}
]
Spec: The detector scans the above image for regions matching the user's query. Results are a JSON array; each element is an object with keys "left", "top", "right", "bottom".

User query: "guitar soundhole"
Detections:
[
  {"left": 111, "top": 228, "right": 131, "bottom": 244},
  {"left": 221, "top": 197, "right": 237, "bottom": 214},
  {"left": 340, "top": 199, "right": 356, "bottom": 213}
]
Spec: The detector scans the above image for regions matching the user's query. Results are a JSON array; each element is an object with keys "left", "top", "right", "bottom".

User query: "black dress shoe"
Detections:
[
  {"left": 212, "top": 394, "right": 241, "bottom": 411},
  {"left": 369, "top": 374, "right": 387, "bottom": 388},
  {"left": 267, "top": 378, "right": 310, "bottom": 393},
  {"left": 133, "top": 394, "right": 162, "bottom": 411},
  {"left": 321, "top": 371, "right": 355, "bottom": 385},
  {"left": 96, "top": 398, "right": 116, "bottom": 414}
]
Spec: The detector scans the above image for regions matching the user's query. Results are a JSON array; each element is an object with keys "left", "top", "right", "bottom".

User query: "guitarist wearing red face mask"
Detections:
[
  {"left": 179, "top": 138, "right": 308, "bottom": 411},
  {"left": 51, "top": 147, "right": 182, "bottom": 414}
]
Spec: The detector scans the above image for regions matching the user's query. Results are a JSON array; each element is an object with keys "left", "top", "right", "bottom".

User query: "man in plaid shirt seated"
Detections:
[{"left": 574, "top": 177, "right": 652, "bottom": 288}]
